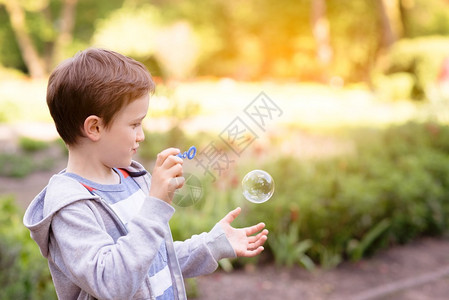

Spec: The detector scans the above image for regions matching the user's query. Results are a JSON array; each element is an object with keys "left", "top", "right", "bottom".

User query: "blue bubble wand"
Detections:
[{"left": 176, "top": 146, "right": 197, "bottom": 160}]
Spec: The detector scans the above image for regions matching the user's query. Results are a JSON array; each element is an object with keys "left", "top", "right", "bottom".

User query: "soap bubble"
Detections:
[{"left": 242, "top": 170, "right": 275, "bottom": 203}]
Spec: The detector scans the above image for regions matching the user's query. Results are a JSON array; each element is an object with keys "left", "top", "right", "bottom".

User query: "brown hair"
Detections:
[{"left": 47, "top": 48, "right": 155, "bottom": 145}]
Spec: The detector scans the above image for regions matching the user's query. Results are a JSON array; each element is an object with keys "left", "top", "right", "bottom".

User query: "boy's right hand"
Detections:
[{"left": 149, "top": 148, "right": 185, "bottom": 204}]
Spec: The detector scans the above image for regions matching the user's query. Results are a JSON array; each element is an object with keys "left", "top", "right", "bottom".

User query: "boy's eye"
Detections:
[{"left": 132, "top": 123, "right": 141, "bottom": 128}]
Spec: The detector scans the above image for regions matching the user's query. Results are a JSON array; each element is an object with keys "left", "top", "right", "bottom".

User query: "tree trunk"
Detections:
[
  {"left": 41, "top": 3, "right": 55, "bottom": 70},
  {"left": 377, "top": 0, "right": 402, "bottom": 49},
  {"left": 311, "top": 0, "right": 332, "bottom": 82},
  {"left": 311, "top": 0, "right": 332, "bottom": 67},
  {"left": 4, "top": 0, "right": 46, "bottom": 79},
  {"left": 52, "top": 0, "right": 78, "bottom": 67}
]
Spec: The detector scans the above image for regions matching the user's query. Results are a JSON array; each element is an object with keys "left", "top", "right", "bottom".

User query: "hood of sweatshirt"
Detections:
[{"left": 23, "top": 161, "right": 149, "bottom": 258}]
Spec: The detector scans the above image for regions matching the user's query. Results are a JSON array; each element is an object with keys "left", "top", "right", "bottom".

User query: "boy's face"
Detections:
[{"left": 98, "top": 94, "right": 149, "bottom": 168}]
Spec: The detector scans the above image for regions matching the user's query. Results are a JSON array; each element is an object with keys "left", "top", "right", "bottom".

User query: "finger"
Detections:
[
  {"left": 221, "top": 207, "right": 241, "bottom": 224},
  {"left": 243, "top": 246, "right": 265, "bottom": 258},
  {"left": 248, "top": 234, "right": 268, "bottom": 250},
  {"left": 162, "top": 154, "right": 184, "bottom": 170},
  {"left": 245, "top": 222, "right": 266, "bottom": 236},
  {"left": 164, "top": 160, "right": 184, "bottom": 178},
  {"left": 156, "top": 148, "right": 181, "bottom": 167},
  {"left": 155, "top": 154, "right": 183, "bottom": 183},
  {"left": 247, "top": 229, "right": 269, "bottom": 243},
  {"left": 169, "top": 176, "right": 185, "bottom": 190}
]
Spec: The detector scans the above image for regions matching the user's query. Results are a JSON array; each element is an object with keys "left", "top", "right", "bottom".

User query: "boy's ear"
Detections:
[{"left": 83, "top": 115, "right": 103, "bottom": 142}]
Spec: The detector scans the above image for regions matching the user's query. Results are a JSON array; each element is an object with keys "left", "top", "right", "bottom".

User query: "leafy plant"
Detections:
[
  {"left": 348, "top": 219, "right": 391, "bottom": 261},
  {"left": 269, "top": 224, "right": 315, "bottom": 270},
  {"left": 0, "top": 196, "right": 56, "bottom": 299}
]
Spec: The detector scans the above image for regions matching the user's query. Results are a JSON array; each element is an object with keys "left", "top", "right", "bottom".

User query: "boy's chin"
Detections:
[{"left": 115, "top": 159, "right": 133, "bottom": 169}]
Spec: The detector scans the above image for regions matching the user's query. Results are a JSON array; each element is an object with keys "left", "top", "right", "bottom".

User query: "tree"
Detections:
[
  {"left": 311, "top": 0, "right": 332, "bottom": 70},
  {"left": 1, "top": 0, "right": 79, "bottom": 79},
  {"left": 52, "top": 0, "right": 78, "bottom": 66},
  {"left": 2, "top": 0, "right": 46, "bottom": 78},
  {"left": 376, "top": 0, "right": 403, "bottom": 50}
]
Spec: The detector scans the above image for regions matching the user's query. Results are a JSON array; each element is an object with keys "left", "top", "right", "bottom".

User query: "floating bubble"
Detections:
[{"left": 242, "top": 170, "right": 275, "bottom": 203}]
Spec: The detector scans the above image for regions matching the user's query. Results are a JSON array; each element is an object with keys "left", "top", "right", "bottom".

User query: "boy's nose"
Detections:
[{"left": 136, "top": 127, "right": 145, "bottom": 142}]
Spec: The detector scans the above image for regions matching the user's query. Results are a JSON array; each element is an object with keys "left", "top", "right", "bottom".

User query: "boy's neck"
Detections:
[{"left": 66, "top": 144, "right": 120, "bottom": 185}]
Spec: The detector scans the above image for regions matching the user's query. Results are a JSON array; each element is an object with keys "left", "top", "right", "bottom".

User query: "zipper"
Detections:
[
  {"left": 77, "top": 182, "right": 128, "bottom": 235},
  {"left": 96, "top": 197, "right": 129, "bottom": 235}
]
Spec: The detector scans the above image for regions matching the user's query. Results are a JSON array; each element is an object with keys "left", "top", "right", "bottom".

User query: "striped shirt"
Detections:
[{"left": 64, "top": 169, "right": 174, "bottom": 299}]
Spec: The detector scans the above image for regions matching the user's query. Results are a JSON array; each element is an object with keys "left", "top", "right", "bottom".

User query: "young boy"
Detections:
[{"left": 23, "top": 48, "right": 268, "bottom": 300}]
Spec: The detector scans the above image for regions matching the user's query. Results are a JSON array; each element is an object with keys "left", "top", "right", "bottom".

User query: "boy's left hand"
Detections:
[{"left": 219, "top": 207, "right": 268, "bottom": 257}]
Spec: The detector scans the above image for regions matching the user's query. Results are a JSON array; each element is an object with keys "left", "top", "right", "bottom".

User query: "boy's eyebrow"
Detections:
[{"left": 133, "top": 113, "right": 147, "bottom": 122}]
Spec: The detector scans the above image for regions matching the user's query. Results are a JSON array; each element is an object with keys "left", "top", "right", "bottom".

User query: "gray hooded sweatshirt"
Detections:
[{"left": 23, "top": 161, "right": 236, "bottom": 300}]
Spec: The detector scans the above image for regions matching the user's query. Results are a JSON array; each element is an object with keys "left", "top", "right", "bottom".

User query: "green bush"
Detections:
[
  {"left": 170, "top": 122, "right": 449, "bottom": 269},
  {"left": 0, "top": 196, "right": 56, "bottom": 299},
  {"left": 0, "top": 153, "right": 35, "bottom": 178},
  {"left": 262, "top": 122, "right": 449, "bottom": 266},
  {"left": 0, "top": 151, "right": 56, "bottom": 178},
  {"left": 373, "top": 72, "right": 415, "bottom": 101},
  {"left": 19, "top": 137, "right": 50, "bottom": 153},
  {"left": 373, "top": 36, "right": 449, "bottom": 100},
  {"left": 402, "top": 0, "right": 449, "bottom": 38},
  {"left": 0, "top": 139, "right": 60, "bottom": 178}
]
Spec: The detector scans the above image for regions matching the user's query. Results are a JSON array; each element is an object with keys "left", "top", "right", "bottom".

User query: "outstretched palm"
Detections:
[{"left": 219, "top": 207, "right": 268, "bottom": 257}]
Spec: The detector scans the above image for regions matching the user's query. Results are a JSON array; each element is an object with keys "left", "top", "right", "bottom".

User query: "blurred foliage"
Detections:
[
  {"left": 326, "top": 0, "right": 381, "bottom": 82},
  {"left": 373, "top": 36, "right": 449, "bottom": 100},
  {"left": 184, "top": 277, "right": 199, "bottom": 299},
  {"left": 1, "top": 0, "right": 449, "bottom": 82},
  {"left": 0, "top": 100, "right": 20, "bottom": 123},
  {"left": 138, "top": 127, "right": 194, "bottom": 162},
  {"left": 0, "top": 153, "right": 36, "bottom": 178},
  {"left": 138, "top": 90, "right": 210, "bottom": 161},
  {"left": 19, "top": 136, "right": 50, "bottom": 152},
  {"left": 373, "top": 72, "right": 415, "bottom": 101},
  {"left": 269, "top": 223, "right": 315, "bottom": 270},
  {"left": 402, "top": 0, "right": 449, "bottom": 38},
  {"left": 1, "top": 121, "right": 449, "bottom": 293},
  {"left": 0, "top": 138, "right": 60, "bottom": 178},
  {"left": 0, "top": 196, "right": 56, "bottom": 299},
  {"left": 167, "top": 121, "right": 449, "bottom": 269},
  {"left": 0, "top": 0, "right": 124, "bottom": 73},
  {"left": 0, "top": 7, "right": 24, "bottom": 71}
]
